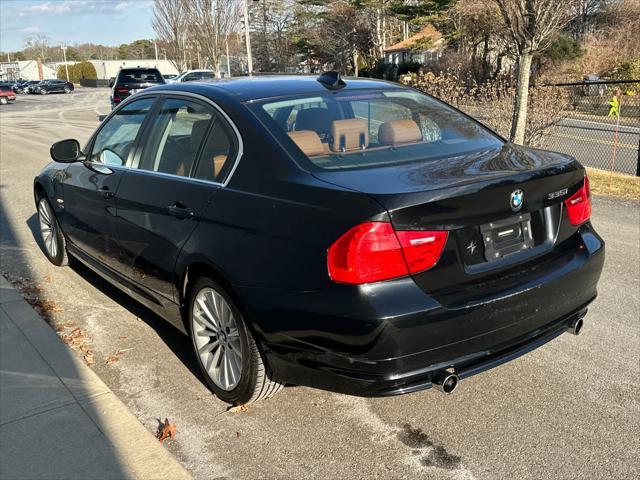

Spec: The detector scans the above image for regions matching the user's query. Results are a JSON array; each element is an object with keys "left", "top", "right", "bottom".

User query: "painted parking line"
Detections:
[{"left": 551, "top": 132, "right": 637, "bottom": 150}]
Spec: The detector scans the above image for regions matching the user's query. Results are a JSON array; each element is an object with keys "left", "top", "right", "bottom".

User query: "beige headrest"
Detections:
[
  {"left": 288, "top": 130, "right": 326, "bottom": 157},
  {"left": 378, "top": 119, "right": 422, "bottom": 145},
  {"left": 331, "top": 119, "right": 369, "bottom": 152}
]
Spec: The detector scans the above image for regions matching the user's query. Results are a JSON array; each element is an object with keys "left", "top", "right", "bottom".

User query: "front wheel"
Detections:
[
  {"left": 37, "top": 194, "right": 69, "bottom": 266},
  {"left": 64, "top": 87, "right": 71, "bottom": 93},
  {"left": 188, "top": 277, "right": 283, "bottom": 405},
  {"left": 0, "top": 97, "right": 7, "bottom": 105}
]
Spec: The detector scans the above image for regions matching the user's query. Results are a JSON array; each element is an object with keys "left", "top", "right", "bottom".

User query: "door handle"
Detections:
[
  {"left": 167, "top": 202, "right": 194, "bottom": 219},
  {"left": 97, "top": 187, "right": 114, "bottom": 199}
]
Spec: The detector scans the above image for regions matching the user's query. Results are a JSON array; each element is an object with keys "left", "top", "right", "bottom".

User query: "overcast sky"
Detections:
[{"left": 0, "top": 0, "right": 156, "bottom": 52}]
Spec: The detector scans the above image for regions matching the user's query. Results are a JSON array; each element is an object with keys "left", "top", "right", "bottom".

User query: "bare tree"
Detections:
[
  {"left": 152, "top": 0, "right": 187, "bottom": 72},
  {"left": 23, "top": 34, "right": 50, "bottom": 62},
  {"left": 493, "top": 0, "right": 579, "bottom": 145},
  {"left": 185, "top": 0, "right": 242, "bottom": 77}
]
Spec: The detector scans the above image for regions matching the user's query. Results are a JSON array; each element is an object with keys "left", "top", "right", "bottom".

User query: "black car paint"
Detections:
[
  {"left": 36, "top": 80, "right": 74, "bottom": 94},
  {"left": 34, "top": 77, "right": 605, "bottom": 396}
]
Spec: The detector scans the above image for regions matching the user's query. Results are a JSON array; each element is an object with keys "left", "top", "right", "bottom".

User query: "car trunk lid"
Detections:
[{"left": 313, "top": 144, "right": 587, "bottom": 303}]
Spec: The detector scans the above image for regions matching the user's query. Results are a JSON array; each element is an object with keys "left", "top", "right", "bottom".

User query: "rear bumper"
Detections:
[{"left": 239, "top": 224, "right": 604, "bottom": 396}]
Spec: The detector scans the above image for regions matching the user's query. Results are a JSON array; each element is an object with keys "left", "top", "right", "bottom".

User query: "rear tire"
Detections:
[
  {"left": 64, "top": 87, "right": 71, "bottom": 94},
  {"left": 37, "top": 194, "right": 69, "bottom": 266},
  {"left": 188, "top": 277, "right": 283, "bottom": 405}
]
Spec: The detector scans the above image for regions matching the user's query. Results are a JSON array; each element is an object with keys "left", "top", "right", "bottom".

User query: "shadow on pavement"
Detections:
[
  {"left": 26, "top": 211, "right": 203, "bottom": 382},
  {"left": 1, "top": 193, "right": 130, "bottom": 479}
]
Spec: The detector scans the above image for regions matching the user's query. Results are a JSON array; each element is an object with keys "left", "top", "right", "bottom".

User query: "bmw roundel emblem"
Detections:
[{"left": 510, "top": 189, "right": 524, "bottom": 212}]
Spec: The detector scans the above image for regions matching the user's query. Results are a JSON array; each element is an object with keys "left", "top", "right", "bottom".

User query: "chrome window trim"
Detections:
[{"left": 116, "top": 89, "right": 244, "bottom": 188}]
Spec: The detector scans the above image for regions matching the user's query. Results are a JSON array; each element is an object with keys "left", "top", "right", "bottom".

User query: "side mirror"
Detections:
[
  {"left": 50, "top": 139, "right": 81, "bottom": 163},
  {"left": 109, "top": 78, "right": 115, "bottom": 88}
]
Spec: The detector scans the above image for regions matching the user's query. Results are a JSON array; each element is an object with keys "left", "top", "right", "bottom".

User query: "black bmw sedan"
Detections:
[{"left": 34, "top": 73, "right": 604, "bottom": 405}]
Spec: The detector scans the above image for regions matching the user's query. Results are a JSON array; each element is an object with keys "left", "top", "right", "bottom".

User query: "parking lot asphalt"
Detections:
[{"left": 0, "top": 89, "right": 639, "bottom": 480}]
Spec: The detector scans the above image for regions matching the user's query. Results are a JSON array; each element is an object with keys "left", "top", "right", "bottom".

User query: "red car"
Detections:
[{"left": 0, "top": 85, "right": 16, "bottom": 105}]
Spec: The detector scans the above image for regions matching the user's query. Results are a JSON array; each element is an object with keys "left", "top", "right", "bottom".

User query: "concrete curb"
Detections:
[{"left": 0, "top": 275, "right": 192, "bottom": 480}]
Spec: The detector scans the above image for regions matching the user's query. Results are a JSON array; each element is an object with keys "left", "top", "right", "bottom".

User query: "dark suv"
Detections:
[
  {"left": 110, "top": 67, "right": 165, "bottom": 109},
  {"left": 36, "top": 80, "right": 74, "bottom": 94}
]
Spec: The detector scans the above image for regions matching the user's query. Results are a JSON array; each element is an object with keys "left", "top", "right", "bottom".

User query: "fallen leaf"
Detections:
[
  {"left": 80, "top": 345, "right": 90, "bottom": 353},
  {"left": 70, "top": 327, "right": 84, "bottom": 337},
  {"left": 105, "top": 355, "right": 119, "bottom": 365},
  {"left": 84, "top": 350, "right": 95, "bottom": 366},
  {"left": 236, "top": 431, "right": 240, "bottom": 438},
  {"left": 43, "top": 275, "right": 52, "bottom": 283},
  {"left": 157, "top": 418, "right": 177, "bottom": 443},
  {"left": 228, "top": 405, "right": 249, "bottom": 413}
]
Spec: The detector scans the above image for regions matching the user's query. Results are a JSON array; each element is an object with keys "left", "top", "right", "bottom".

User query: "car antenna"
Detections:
[{"left": 317, "top": 71, "right": 346, "bottom": 90}]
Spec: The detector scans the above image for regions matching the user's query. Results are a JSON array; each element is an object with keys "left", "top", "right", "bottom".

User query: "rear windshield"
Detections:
[
  {"left": 117, "top": 69, "right": 163, "bottom": 84},
  {"left": 251, "top": 89, "right": 503, "bottom": 170},
  {"left": 0, "top": 86, "right": 12, "bottom": 92}
]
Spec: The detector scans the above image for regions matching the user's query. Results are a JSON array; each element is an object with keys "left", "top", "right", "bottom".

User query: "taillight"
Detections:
[
  {"left": 564, "top": 176, "right": 591, "bottom": 226},
  {"left": 327, "top": 222, "right": 448, "bottom": 285}
]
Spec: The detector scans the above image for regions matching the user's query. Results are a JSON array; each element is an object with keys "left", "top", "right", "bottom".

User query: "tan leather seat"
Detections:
[
  {"left": 378, "top": 119, "right": 422, "bottom": 145},
  {"left": 330, "top": 119, "right": 368, "bottom": 152},
  {"left": 213, "top": 155, "right": 227, "bottom": 178},
  {"left": 175, "top": 119, "right": 212, "bottom": 177},
  {"left": 288, "top": 130, "right": 328, "bottom": 157}
]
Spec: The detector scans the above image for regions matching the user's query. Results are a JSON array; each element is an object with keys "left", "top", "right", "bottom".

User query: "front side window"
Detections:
[
  {"left": 252, "top": 89, "right": 503, "bottom": 171},
  {"left": 136, "top": 98, "right": 214, "bottom": 177},
  {"left": 90, "top": 97, "right": 155, "bottom": 166}
]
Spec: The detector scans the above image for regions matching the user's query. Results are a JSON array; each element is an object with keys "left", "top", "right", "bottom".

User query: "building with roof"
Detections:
[
  {"left": 384, "top": 25, "right": 445, "bottom": 66},
  {"left": 0, "top": 60, "right": 57, "bottom": 81}
]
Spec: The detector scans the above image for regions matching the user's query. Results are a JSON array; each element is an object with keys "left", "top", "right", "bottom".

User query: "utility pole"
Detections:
[
  {"left": 61, "top": 44, "right": 69, "bottom": 82},
  {"left": 243, "top": 0, "right": 253, "bottom": 75},
  {"left": 154, "top": 39, "right": 159, "bottom": 68},
  {"left": 226, "top": 39, "right": 231, "bottom": 78}
]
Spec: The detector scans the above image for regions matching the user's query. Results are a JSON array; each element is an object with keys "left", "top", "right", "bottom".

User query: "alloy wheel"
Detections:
[
  {"left": 38, "top": 198, "right": 58, "bottom": 259},
  {"left": 192, "top": 287, "right": 243, "bottom": 391}
]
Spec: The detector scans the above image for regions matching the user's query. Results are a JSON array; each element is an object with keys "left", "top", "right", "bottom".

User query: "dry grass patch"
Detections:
[{"left": 587, "top": 168, "right": 640, "bottom": 200}]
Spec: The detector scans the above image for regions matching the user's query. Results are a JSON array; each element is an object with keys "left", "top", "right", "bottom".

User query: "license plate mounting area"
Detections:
[{"left": 481, "top": 213, "right": 534, "bottom": 261}]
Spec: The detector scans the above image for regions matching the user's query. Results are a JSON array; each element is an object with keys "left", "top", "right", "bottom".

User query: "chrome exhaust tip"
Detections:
[
  {"left": 432, "top": 371, "right": 459, "bottom": 395},
  {"left": 569, "top": 317, "right": 584, "bottom": 336}
]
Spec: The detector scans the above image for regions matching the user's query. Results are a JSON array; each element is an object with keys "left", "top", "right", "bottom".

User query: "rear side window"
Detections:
[
  {"left": 136, "top": 98, "right": 214, "bottom": 177},
  {"left": 117, "top": 69, "right": 163, "bottom": 84},
  {"left": 191, "top": 116, "right": 237, "bottom": 183},
  {"left": 252, "top": 89, "right": 503, "bottom": 171},
  {"left": 90, "top": 98, "right": 155, "bottom": 166}
]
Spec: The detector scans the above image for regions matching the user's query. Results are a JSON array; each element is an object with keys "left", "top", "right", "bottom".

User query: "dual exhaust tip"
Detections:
[{"left": 431, "top": 316, "right": 585, "bottom": 395}]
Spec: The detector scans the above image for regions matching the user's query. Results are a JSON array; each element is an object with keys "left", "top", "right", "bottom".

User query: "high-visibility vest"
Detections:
[{"left": 608, "top": 96, "right": 620, "bottom": 117}]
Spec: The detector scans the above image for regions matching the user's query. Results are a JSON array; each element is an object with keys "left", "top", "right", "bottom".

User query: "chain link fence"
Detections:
[{"left": 538, "top": 80, "right": 639, "bottom": 176}]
